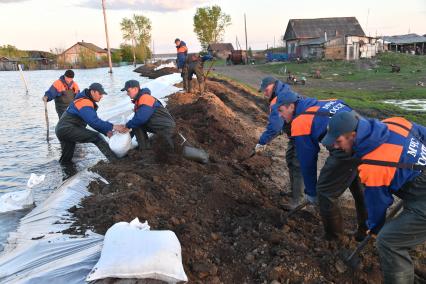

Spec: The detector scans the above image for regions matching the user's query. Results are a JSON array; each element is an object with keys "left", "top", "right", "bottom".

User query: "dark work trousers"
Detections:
[
  {"left": 55, "top": 112, "right": 117, "bottom": 164},
  {"left": 183, "top": 61, "right": 204, "bottom": 94},
  {"left": 317, "top": 148, "right": 368, "bottom": 239},
  {"left": 132, "top": 106, "right": 176, "bottom": 151},
  {"left": 376, "top": 171, "right": 426, "bottom": 284},
  {"left": 54, "top": 90, "right": 75, "bottom": 119},
  {"left": 285, "top": 138, "right": 305, "bottom": 203}
]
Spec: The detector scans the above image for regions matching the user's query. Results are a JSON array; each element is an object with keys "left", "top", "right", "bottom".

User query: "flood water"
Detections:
[
  {"left": 0, "top": 66, "right": 148, "bottom": 251},
  {"left": 384, "top": 99, "right": 426, "bottom": 112}
]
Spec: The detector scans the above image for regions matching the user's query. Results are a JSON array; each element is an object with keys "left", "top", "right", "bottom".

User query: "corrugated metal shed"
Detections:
[
  {"left": 382, "top": 34, "right": 426, "bottom": 44},
  {"left": 284, "top": 17, "right": 365, "bottom": 40}
]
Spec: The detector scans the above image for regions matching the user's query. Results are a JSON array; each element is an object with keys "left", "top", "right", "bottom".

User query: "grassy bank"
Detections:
[
  {"left": 302, "top": 87, "right": 426, "bottom": 125},
  {"left": 250, "top": 53, "right": 426, "bottom": 125},
  {"left": 256, "top": 53, "right": 426, "bottom": 82}
]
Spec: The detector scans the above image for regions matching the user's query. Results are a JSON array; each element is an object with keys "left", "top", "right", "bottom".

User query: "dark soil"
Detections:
[
  {"left": 133, "top": 62, "right": 179, "bottom": 79},
  {"left": 66, "top": 78, "right": 425, "bottom": 283}
]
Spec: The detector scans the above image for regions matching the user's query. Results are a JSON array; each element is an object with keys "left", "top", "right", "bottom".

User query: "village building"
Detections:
[
  {"left": 60, "top": 41, "right": 107, "bottom": 65},
  {"left": 382, "top": 34, "right": 426, "bottom": 55},
  {"left": 283, "top": 17, "right": 378, "bottom": 60},
  {"left": 207, "top": 43, "right": 234, "bottom": 59}
]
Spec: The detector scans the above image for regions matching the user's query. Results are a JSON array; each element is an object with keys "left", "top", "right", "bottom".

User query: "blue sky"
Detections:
[{"left": 0, "top": 0, "right": 425, "bottom": 53}]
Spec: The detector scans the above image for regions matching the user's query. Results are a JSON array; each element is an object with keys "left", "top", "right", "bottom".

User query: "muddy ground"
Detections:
[
  {"left": 67, "top": 77, "right": 425, "bottom": 283},
  {"left": 133, "top": 61, "right": 179, "bottom": 79}
]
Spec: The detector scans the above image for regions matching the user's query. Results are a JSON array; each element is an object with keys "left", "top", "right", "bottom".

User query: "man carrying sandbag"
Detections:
[
  {"left": 121, "top": 80, "right": 176, "bottom": 151},
  {"left": 43, "top": 69, "right": 79, "bottom": 118},
  {"left": 55, "top": 83, "right": 125, "bottom": 164}
]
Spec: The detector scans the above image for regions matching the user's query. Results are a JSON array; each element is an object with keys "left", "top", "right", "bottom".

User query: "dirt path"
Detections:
[{"left": 67, "top": 77, "right": 425, "bottom": 283}]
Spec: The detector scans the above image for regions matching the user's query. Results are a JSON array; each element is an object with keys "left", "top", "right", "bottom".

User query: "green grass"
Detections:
[
  {"left": 256, "top": 53, "right": 426, "bottom": 83},
  {"left": 301, "top": 88, "right": 426, "bottom": 125},
  {"left": 252, "top": 53, "right": 426, "bottom": 125}
]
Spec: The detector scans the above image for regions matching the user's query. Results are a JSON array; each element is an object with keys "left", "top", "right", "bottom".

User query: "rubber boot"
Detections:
[
  {"left": 198, "top": 81, "right": 205, "bottom": 95},
  {"left": 319, "top": 196, "right": 344, "bottom": 241},
  {"left": 94, "top": 135, "right": 118, "bottom": 162},
  {"left": 349, "top": 178, "right": 369, "bottom": 242},
  {"left": 322, "top": 213, "right": 344, "bottom": 241},
  {"left": 187, "top": 80, "right": 192, "bottom": 93},
  {"left": 134, "top": 128, "right": 151, "bottom": 150}
]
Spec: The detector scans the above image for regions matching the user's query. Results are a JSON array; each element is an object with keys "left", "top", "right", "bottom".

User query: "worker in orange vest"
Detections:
[
  {"left": 43, "top": 69, "right": 79, "bottom": 118},
  {"left": 323, "top": 111, "right": 426, "bottom": 283}
]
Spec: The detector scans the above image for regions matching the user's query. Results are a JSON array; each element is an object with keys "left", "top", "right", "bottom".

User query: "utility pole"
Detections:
[
  {"left": 102, "top": 0, "right": 113, "bottom": 73},
  {"left": 244, "top": 13, "right": 248, "bottom": 63}
]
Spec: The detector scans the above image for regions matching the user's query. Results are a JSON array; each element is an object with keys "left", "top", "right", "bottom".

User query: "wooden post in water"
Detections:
[
  {"left": 102, "top": 0, "right": 113, "bottom": 74},
  {"left": 44, "top": 100, "right": 50, "bottom": 142},
  {"left": 18, "top": 64, "right": 29, "bottom": 94}
]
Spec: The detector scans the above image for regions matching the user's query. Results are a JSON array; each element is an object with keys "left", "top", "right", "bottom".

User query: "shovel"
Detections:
[
  {"left": 280, "top": 200, "right": 309, "bottom": 225},
  {"left": 342, "top": 200, "right": 403, "bottom": 269},
  {"left": 204, "top": 60, "right": 215, "bottom": 82},
  {"left": 238, "top": 151, "right": 255, "bottom": 163}
]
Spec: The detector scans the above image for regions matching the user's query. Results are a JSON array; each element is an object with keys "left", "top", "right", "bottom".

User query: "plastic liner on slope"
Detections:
[{"left": 0, "top": 171, "right": 107, "bottom": 284}]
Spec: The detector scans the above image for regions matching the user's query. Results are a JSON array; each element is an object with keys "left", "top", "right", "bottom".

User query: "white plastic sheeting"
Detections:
[
  {"left": 98, "top": 73, "right": 182, "bottom": 124},
  {"left": 0, "top": 171, "right": 106, "bottom": 284}
]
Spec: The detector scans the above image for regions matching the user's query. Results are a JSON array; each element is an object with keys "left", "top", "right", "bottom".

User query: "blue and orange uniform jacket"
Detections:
[
  {"left": 258, "top": 81, "right": 291, "bottom": 145},
  {"left": 45, "top": 75, "right": 79, "bottom": 101},
  {"left": 353, "top": 117, "right": 426, "bottom": 232},
  {"left": 66, "top": 90, "right": 113, "bottom": 135},
  {"left": 176, "top": 41, "right": 188, "bottom": 69},
  {"left": 290, "top": 97, "right": 352, "bottom": 197},
  {"left": 126, "top": 89, "right": 164, "bottom": 129}
]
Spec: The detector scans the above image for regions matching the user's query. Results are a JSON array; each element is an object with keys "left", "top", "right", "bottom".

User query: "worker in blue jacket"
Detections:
[
  {"left": 276, "top": 91, "right": 368, "bottom": 241},
  {"left": 121, "top": 80, "right": 176, "bottom": 150},
  {"left": 175, "top": 38, "right": 188, "bottom": 70},
  {"left": 43, "top": 69, "right": 79, "bottom": 118},
  {"left": 175, "top": 38, "right": 188, "bottom": 92},
  {"left": 255, "top": 76, "right": 305, "bottom": 208},
  {"left": 323, "top": 111, "right": 426, "bottom": 283},
  {"left": 55, "top": 83, "right": 125, "bottom": 164}
]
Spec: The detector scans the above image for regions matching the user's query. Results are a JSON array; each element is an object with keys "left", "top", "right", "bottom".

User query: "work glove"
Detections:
[
  {"left": 42, "top": 95, "right": 48, "bottom": 102},
  {"left": 254, "top": 143, "right": 267, "bottom": 154},
  {"left": 305, "top": 194, "right": 318, "bottom": 205}
]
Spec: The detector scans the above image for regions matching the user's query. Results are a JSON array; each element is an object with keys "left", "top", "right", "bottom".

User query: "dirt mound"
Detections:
[
  {"left": 134, "top": 64, "right": 179, "bottom": 79},
  {"left": 66, "top": 78, "right": 425, "bottom": 283}
]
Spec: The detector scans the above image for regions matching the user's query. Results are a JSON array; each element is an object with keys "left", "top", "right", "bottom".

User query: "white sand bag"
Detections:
[
  {"left": 109, "top": 132, "right": 132, "bottom": 158},
  {"left": 86, "top": 218, "right": 188, "bottom": 283},
  {"left": 0, "top": 189, "right": 34, "bottom": 213}
]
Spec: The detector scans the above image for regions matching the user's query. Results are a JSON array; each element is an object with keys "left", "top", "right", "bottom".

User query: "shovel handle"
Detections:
[
  {"left": 284, "top": 200, "right": 309, "bottom": 220},
  {"left": 345, "top": 201, "right": 403, "bottom": 263}
]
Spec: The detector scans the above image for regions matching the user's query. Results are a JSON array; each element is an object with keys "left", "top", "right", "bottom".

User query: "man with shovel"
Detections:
[
  {"left": 43, "top": 69, "right": 79, "bottom": 118},
  {"left": 254, "top": 76, "right": 305, "bottom": 209},
  {"left": 182, "top": 53, "right": 213, "bottom": 95},
  {"left": 275, "top": 92, "right": 368, "bottom": 242},
  {"left": 323, "top": 111, "right": 426, "bottom": 284},
  {"left": 121, "top": 80, "right": 176, "bottom": 151}
]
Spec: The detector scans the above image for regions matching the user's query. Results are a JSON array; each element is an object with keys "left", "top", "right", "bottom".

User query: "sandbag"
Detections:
[
  {"left": 108, "top": 132, "right": 132, "bottom": 158},
  {"left": 86, "top": 218, "right": 188, "bottom": 283}
]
